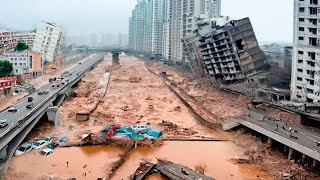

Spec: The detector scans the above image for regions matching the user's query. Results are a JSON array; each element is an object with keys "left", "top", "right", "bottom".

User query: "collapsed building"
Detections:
[{"left": 182, "top": 16, "right": 267, "bottom": 86}]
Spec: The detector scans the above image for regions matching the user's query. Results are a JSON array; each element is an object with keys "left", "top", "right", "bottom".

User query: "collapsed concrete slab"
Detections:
[{"left": 182, "top": 16, "right": 267, "bottom": 85}]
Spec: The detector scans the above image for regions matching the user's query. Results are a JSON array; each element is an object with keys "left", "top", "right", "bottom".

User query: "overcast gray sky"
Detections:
[{"left": 0, "top": 0, "right": 293, "bottom": 42}]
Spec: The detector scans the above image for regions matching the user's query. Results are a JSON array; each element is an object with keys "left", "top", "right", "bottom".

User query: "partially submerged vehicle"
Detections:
[
  {"left": 32, "top": 140, "right": 49, "bottom": 149},
  {"left": 38, "top": 148, "right": 53, "bottom": 156},
  {"left": 14, "top": 143, "right": 32, "bottom": 156}
]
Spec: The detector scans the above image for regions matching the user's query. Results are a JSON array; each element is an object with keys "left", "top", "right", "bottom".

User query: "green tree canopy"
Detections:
[
  {"left": 15, "top": 41, "right": 29, "bottom": 51},
  {"left": 0, "top": 60, "right": 13, "bottom": 77}
]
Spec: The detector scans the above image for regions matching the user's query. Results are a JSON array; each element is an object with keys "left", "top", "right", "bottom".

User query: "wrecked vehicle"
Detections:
[
  {"left": 14, "top": 143, "right": 32, "bottom": 156},
  {"left": 38, "top": 148, "right": 53, "bottom": 156}
]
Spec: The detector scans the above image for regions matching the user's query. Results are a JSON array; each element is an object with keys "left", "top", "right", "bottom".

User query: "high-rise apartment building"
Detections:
[
  {"left": 0, "top": 30, "right": 17, "bottom": 54},
  {"left": 291, "top": 0, "right": 320, "bottom": 102},
  {"left": 32, "top": 22, "right": 65, "bottom": 62},
  {"left": 210, "top": 0, "right": 221, "bottom": 18},
  {"left": 16, "top": 32, "right": 36, "bottom": 49},
  {"left": 128, "top": 0, "right": 222, "bottom": 63}
]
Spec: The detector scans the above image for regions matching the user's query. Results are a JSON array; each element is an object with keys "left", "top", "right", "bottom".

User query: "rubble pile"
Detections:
[
  {"left": 129, "top": 76, "right": 142, "bottom": 83},
  {"left": 159, "top": 120, "right": 197, "bottom": 136}
]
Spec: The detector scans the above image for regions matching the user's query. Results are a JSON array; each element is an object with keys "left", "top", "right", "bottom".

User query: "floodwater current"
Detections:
[{"left": 7, "top": 141, "right": 270, "bottom": 180}]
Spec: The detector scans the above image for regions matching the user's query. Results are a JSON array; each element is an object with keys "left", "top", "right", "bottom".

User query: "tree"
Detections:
[
  {"left": 0, "top": 60, "right": 13, "bottom": 77},
  {"left": 15, "top": 41, "right": 29, "bottom": 51}
]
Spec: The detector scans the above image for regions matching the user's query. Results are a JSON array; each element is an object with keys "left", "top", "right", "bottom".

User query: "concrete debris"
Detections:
[
  {"left": 129, "top": 76, "right": 142, "bottom": 83},
  {"left": 159, "top": 120, "right": 197, "bottom": 136},
  {"left": 130, "top": 159, "right": 215, "bottom": 180}
]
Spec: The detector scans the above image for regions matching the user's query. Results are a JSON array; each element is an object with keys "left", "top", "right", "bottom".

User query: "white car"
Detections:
[
  {"left": 0, "top": 119, "right": 8, "bottom": 128},
  {"left": 14, "top": 143, "right": 32, "bottom": 156},
  {"left": 38, "top": 148, "right": 53, "bottom": 156},
  {"left": 131, "top": 125, "right": 151, "bottom": 134},
  {"left": 32, "top": 140, "right": 48, "bottom": 149}
]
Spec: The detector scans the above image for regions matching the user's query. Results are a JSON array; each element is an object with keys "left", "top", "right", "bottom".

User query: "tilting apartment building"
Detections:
[
  {"left": 182, "top": 17, "right": 267, "bottom": 85},
  {"left": 0, "top": 30, "right": 17, "bottom": 54}
]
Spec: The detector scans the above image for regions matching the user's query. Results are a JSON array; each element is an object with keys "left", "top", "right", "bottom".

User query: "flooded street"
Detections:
[
  {"left": 7, "top": 146, "right": 124, "bottom": 180},
  {"left": 6, "top": 55, "right": 271, "bottom": 179},
  {"left": 114, "top": 141, "right": 270, "bottom": 180}
]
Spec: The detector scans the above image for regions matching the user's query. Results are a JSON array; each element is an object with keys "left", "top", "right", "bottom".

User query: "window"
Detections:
[
  {"left": 298, "top": 50, "right": 304, "bottom": 55},
  {"left": 309, "top": 19, "right": 317, "bottom": 25},
  {"left": 309, "top": 37, "right": 317, "bottom": 46},
  {"left": 297, "top": 95, "right": 302, "bottom": 99},
  {"left": 310, "top": 80, "right": 315, "bottom": 85},
  {"left": 299, "top": 27, "right": 305, "bottom": 31},
  {"left": 297, "top": 86, "right": 302, "bottom": 90},
  {"left": 297, "top": 77, "right": 303, "bottom": 81},
  {"left": 16, "top": 69, "right": 18, "bottom": 73},
  {"left": 19, "top": 63, "right": 22, "bottom": 65},
  {"left": 23, "top": 63, "right": 26, "bottom": 66},
  {"left": 298, "top": 60, "right": 303, "bottom": 63},
  {"left": 299, "top": 18, "right": 305, "bottom": 22},
  {"left": 309, "top": 7, "right": 317, "bottom": 15},
  {"left": 298, "top": 68, "right": 303, "bottom": 72},
  {"left": 310, "top": 0, "right": 318, "bottom": 5},
  {"left": 299, "top": 36, "right": 304, "bottom": 40},
  {"left": 308, "top": 52, "right": 316, "bottom": 60},
  {"left": 307, "top": 88, "right": 314, "bottom": 94},
  {"left": 309, "top": 28, "right": 317, "bottom": 35},
  {"left": 15, "top": 63, "right": 17, "bottom": 65},
  {"left": 299, "top": 7, "right": 305, "bottom": 12},
  {"left": 11, "top": 58, "right": 13, "bottom": 60}
]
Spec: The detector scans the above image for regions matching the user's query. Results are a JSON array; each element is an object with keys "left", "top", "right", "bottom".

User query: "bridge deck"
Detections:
[{"left": 239, "top": 111, "right": 320, "bottom": 161}]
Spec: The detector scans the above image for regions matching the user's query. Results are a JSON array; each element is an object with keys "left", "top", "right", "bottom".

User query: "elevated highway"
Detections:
[{"left": 0, "top": 53, "right": 105, "bottom": 171}]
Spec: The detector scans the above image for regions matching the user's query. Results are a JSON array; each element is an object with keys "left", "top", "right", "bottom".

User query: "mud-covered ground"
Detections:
[
  {"left": 146, "top": 61, "right": 319, "bottom": 180},
  {"left": 7, "top": 55, "right": 316, "bottom": 179}
]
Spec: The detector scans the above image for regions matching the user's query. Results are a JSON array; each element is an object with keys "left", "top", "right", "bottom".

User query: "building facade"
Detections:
[
  {"left": 291, "top": 0, "right": 320, "bottom": 102},
  {"left": 128, "top": 0, "right": 222, "bottom": 63},
  {"left": 32, "top": 22, "right": 65, "bottom": 62},
  {"left": 16, "top": 32, "right": 36, "bottom": 49},
  {"left": 0, "top": 50, "right": 44, "bottom": 76},
  {"left": 0, "top": 30, "right": 17, "bottom": 54},
  {"left": 182, "top": 17, "right": 267, "bottom": 85}
]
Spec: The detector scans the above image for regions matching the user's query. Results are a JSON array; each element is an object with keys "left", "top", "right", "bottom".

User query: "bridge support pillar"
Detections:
[
  {"left": 47, "top": 106, "right": 60, "bottom": 126},
  {"left": 301, "top": 154, "right": 306, "bottom": 163},
  {"left": 288, "top": 147, "right": 294, "bottom": 160},
  {"left": 266, "top": 137, "right": 272, "bottom": 148},
  {"left": 66, "top": 87, "right": 74, "bottom": 97},
  {"left": 0, "top": 145, "right": 8, "bottom": 162},
  {"left": 312, "top": 159, "right": 318, "bottom": 167}
]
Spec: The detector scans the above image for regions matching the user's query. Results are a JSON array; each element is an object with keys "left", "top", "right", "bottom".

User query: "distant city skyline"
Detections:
[{"left": 0, "top": 0, "right": 292, "bottom": 42}]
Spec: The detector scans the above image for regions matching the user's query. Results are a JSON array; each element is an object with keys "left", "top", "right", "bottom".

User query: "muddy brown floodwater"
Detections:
[
  {"left": 113, "top": 141, "right": 270, "bottom": 180},
  {"left": 6, "top": 55, "right": 271, "bottom": 180}
]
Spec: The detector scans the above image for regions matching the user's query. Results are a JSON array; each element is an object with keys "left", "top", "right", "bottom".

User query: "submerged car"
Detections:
[
  {"left": 131, "top": 125, "right": 151, "bottom": 134},
  {"left": 144, "top": 130, "right": 163, "bottom": 139},
  {"left": 8, "top": 106, "right": 17, "bottom": 112},
  {"left": 0, "top": 119, "right": 8, "bottom": 128},
  {"left": 38, "top": 148, "right": 53, "bottom": 156},
  {"left": 42, "top": 136, "right": 54, "bottom": 142},
  {"left": 32, "top": 140, "right": 48, "bottom": 149},
  {"left": 59, "top": 137, "right": 68, "bottom": 143},
  {"left": 14, "top": 143, "right": 32, "bottom": 156},
  {"left": 47, "top": 142, "right": 59, "bottom": 149}
]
